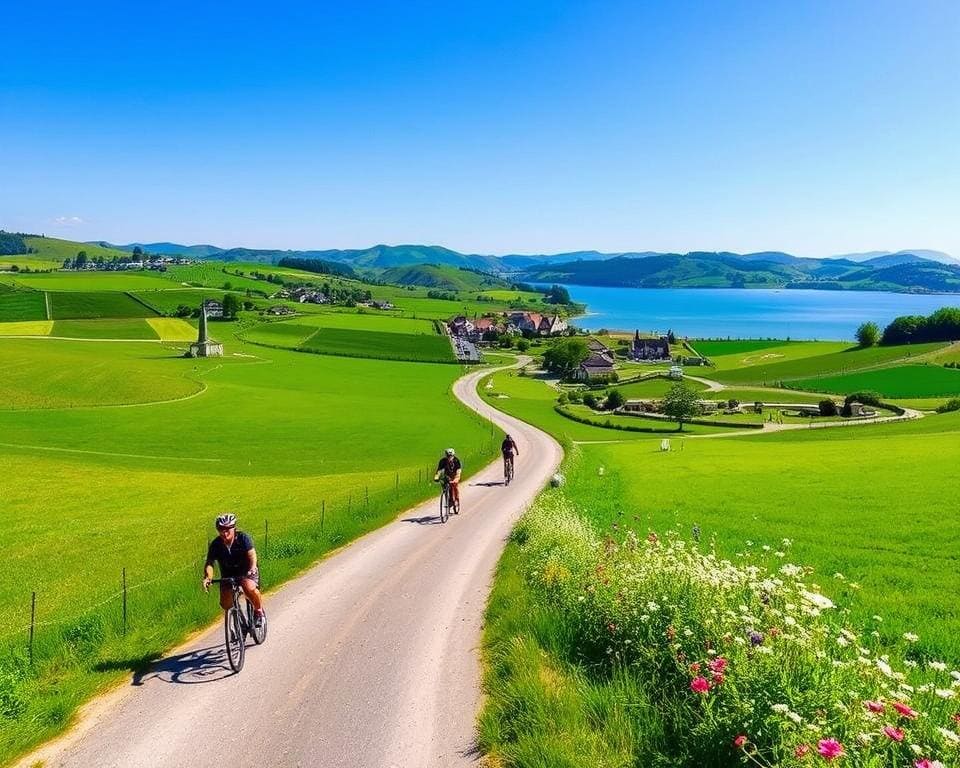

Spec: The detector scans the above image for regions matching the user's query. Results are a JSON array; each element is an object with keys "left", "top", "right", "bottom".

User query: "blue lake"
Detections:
[{"left": 551, "top": 285, "right": 960, "bottom": 340}]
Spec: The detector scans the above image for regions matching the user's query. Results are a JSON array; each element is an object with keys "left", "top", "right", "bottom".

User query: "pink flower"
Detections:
[
  {"left": 952, "top": 713, "right": 960, "bottom": 724},
  {"left": 708, "top": 657, "right": 728, "bottom": 674},
  {"left": 817, "top": 739, "right": 844, "bottom": 761},
  {"left": 914, "top": 760, "right": 942, "bottom": 768},
  {"left": 864, "top": 700, "right": 885, "bottom": 713},
  {"left": 689, "top": 662, "right": 701, "bottom": 673},
  {"left": 794, "top": 743, "right": 810, "bottom": 758},
  {"left": 712, "top": 672, "right": 725, "bottom": 685},
  {"left": 883, "top": 726, "right": 905, "bottom": 742},
  {"left": 690, "top": 676, "right": 710, "bottom": 694},
  {"left": 892, "top": 701, "right": 918, "bottom": 719},
  {"left": 733, "top": 734, "right": 747, "bottom": 748}
]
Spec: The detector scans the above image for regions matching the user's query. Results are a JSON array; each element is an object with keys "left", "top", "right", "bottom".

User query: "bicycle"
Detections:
[
  {"left": 210, "top": 577, "right": 267, "bottom": 672},
  {"left": 437, "top": 475, "right": 460, "bottom": 523},
  {"left": 503, "top": 454, "right": 515, "bottom": 485}
]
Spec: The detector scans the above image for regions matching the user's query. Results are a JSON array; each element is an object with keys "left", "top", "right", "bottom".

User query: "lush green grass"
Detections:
[
  {"left": 145, "top": 317, "right": 197, "bottom": 342},
  {"left": 712, "top": 341, "right": 946, "bottom": 385},
  {"left": 130, "top": 288, "right": 245, "bottom": 315},
  {"left": 691, "top": 338, "right": 795, "bottom": 357},
  {"left": 706, "top": 340, "right": 849, "bottom": 372},
  {"left": 793, "top": 364, "right": 960, "bottom": 398},
  {"left": 611, "top": 376, "right": 708, "bottom": 399},
  {"left": 164, "top": 264, "right": 270, "bottom": 293},
  {"left": 240, "top": 321, "right": 320, "bottom": 348},
  {"left": 0, "top": 289, "right": 47, "bottom": 322},
  {"left": 10, "top": 272, "right": 174, "bottom": 292},
  {"left": 51, "top": 319, "right": 160, "bottom": 340},
  {"left": 0, "top": 259, "right": 63, "bottom": 270},
  {"left": 0, "top": 339, "right": 201, "bottom": 409},
  {"left": 0, "top": 338, "right": 496, "bottom": 763},
  {"left": 713, "top": 387, "right": 825, "bottom": 404},
  {"left": 299, "top": 326, "right": 455, "bottom": 363},
  {"left": 48, "top": 291, "right": 159, "bottom": 320},
  {"left": 292, "top": 311, "right": 438, "bottom": 335}
]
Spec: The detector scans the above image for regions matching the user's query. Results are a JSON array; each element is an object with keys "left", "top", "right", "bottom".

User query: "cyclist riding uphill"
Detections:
[
  {"left": 501, "top": 434, "right": 519, "bottom": 469},
  {"left": 434, "top": 448, "right": 462, "bottom": 507},
  {"left": 202, "top": 514, "right": 265, "bottom": 628}
]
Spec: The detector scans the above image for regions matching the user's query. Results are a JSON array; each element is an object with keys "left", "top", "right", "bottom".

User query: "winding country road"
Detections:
[{"left": 18, "top": 360, "right": 562, "bottom": 768}]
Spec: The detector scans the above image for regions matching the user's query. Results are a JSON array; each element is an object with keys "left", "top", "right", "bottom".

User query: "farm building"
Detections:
[{"left": 630, "top": 331, "right": 670, "bottom": 361}]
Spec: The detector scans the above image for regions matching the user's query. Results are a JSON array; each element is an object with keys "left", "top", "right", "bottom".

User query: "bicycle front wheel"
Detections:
[
  {"left": 439, "top": 488, "right": 449, "bottom": 523},
  {"left": 224, "top": 607, "right": 245, "bottom": 672}
]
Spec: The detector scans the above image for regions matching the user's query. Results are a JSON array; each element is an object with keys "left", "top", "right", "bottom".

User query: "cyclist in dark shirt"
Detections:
[
  {"left": 202, "top": 513, "right": 264, "bottom": 627},
  {"left": 434, "top": 447, "right": 462, "bottom": 507},
  {"left": 501, "top": 434, "right": 519, "bottom": 479}
]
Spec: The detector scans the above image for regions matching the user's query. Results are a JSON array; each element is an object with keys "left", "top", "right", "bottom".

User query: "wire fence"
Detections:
[{"left": 2, "top": 434, "right": 503, "bottom": 667}]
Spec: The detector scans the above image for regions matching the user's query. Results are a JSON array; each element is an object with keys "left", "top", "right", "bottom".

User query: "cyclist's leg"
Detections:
[
  {"left": 240, "top": 574, "right": 263, "bottom": 612},
  {"left": 451, "top": 480, "right": 460, "bottom": 505},
  {"left": 219, "top": 582, "right": 233, "bottom": 610}
]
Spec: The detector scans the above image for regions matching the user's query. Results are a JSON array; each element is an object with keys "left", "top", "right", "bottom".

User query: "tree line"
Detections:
[{"left": 857, "top": 307, "right": 960, "bottom": 347}]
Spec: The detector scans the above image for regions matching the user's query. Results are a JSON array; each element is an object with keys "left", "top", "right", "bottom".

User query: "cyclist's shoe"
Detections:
[{"left": 254, "top": 610, "right": 265, "bottom": 629}]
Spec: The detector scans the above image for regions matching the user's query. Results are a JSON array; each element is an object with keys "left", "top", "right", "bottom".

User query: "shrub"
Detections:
[
  {"left": 818, "top": 399, "right": 838, "bottom": 417},
  {"left": 844, "top": 391, "right": 883, "bottom": 407},
  {"left": 604, "top": 389, "right": 625, "bottom": 410},
  {"left": 567, "top": 390, "right": 583, "bottom": 404},
  {"left": 937, "top": 398, "right": 960, "bottom": 413},
  {"left": 583, "top": 393, "right": 598, "bottom": 409},
  {"left": 557, "top": 392, "right": 569, "bottom": 406}
]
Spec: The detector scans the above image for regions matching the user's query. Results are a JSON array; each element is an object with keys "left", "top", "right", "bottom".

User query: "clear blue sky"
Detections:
[{"left": 1, "top": 0, "right": 957, "bottom": 256}]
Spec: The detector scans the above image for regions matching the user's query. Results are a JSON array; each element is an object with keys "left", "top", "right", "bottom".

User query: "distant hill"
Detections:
[
  {"left": 831, "top": 249, "right": 960, "bottom": 266},
  {"left": 379, "top": 264, "right": 511, "bottom": 292},
  {"left": 91, "top": 242, "right": 225, "bottom": 258}
]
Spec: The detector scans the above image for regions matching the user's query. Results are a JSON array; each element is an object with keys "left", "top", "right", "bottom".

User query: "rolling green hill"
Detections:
[{"left": 379, "top": 264, "right": 511, "bottom": 292}]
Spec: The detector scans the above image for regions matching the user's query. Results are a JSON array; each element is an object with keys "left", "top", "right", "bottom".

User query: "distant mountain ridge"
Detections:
[{"left": 87, "top": 238, "right": 960, "bottom": 293}]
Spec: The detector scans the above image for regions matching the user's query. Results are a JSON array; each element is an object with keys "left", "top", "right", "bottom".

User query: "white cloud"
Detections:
[{"left": 53, "top": 215, "right": 85, "bottom": 226}]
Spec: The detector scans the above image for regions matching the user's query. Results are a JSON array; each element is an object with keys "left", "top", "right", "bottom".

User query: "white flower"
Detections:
[
  {"left": 903, "top": 632, "right": 919, "bottom": 642},
  {"left": 937, "top": 727, "right": 960, "bottom": 745},
  {"left": 772, "top": 704, "right": 790, "bottom": 714},
  {"left": 833, "top": 572, "right": 845, "bottom": 580},
  {"left": 836, "top": 636, "right": 850, "bottom": 647},
  {"left": 936, "top": 688, "right": 956, "bottom": 699},
  {"left": 872, "top": 615, "right": 883, "bottom": 622},
  {"left": 877, "top": 659, "right": 895, "bottom": 677},
  {"left": 787, "top": 711, "right": 803, "bottom": 725},
  {"left": 780, "top": 564, "right": 803, "bottom": 578},
  {"left": 951, "top": 670, "right": 960, "bottom": 682},
  {"left": 904, "top": 659, "right": 918, "bottom": 668},
  {"left": 930, "top": 661, "right": 948, "bottom": 672},
  {"left": 800, "top": 590, "right": 834, "bottom": 610}
]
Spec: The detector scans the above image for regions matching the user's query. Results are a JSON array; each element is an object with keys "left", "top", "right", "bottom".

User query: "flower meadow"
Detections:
[{"left": 481, "top": 495, "right": 960, "bottom": 767}]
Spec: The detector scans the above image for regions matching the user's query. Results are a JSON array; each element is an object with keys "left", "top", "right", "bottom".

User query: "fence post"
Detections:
[
  {"left": 29, "top": 591, "right": 36, "bottom": 665},
  {"left": 419, "top": 469, "right": 422, "bottom": 485},
  {"left": 122, "top": 568, "right": 128, "bottom": 636},
  {"left": 321, "top": 500, "right": 325, "bottom": 533},
  {"left": 395, "top": 472, "right": 399, "bottom": 497}
]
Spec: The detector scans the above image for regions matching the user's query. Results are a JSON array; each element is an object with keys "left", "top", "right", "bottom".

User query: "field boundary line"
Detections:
[
  {"left": 0, "top": 441, "right": 222, "bottom": 461},
  {"left": 44, "top": 291, "right": 51, "bottom": 320},
  {"left": 0, "top": 335, "right": 162, "bottom": 343},
  {"left": 124, "top": 290, "right": 162, "bottom": 316}
]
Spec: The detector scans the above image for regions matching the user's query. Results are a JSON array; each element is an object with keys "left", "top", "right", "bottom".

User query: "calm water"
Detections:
[{"left": 552, "top": 285, "right": 960, "bottom": 341}]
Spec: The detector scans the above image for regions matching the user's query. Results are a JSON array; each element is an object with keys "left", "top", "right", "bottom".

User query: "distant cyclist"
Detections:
[
  {"left": 434, "top": 448, "right": 462, "bottom": 508},
  {"left": 202, "top": 514, "right": 265, "bottom": 628},
  {"left": 501, "top": 434, "right": 519, "bottom": 481}
]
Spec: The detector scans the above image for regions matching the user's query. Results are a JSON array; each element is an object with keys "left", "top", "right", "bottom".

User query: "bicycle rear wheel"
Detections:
[
  {"left": 439, "top": 487, "right": 449, "bottom": 523},
  {"left": 247, "top": 600, "right": 268, "bottom": 645},
  {"left": 224, "top": 606, "right": 245, "bottom": 672}
]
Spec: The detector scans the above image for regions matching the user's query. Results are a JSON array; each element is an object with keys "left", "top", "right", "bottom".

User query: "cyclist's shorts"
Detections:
[{"left": 219, "top": 569, "right": 260, "bottom": 592}]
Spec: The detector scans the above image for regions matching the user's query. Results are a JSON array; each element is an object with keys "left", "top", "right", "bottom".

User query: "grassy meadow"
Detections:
[
  {"left": 0, "top": 336, "right": 498, "bottom": 763},
  {"left": 793, "top": 363, "right": 960, "bottom": 398}
]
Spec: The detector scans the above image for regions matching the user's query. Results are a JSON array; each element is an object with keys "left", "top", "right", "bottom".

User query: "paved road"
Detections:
[{"left": 19, "top": 359, "right": 562, "bottom": 768}]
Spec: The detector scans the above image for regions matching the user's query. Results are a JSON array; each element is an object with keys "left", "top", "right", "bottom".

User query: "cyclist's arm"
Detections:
[
  {"left": 202, "top": 560, "right": 215, "bottom": 589},
  {"left": 247, "top": 547, "right": 258, "bottom": 576}
]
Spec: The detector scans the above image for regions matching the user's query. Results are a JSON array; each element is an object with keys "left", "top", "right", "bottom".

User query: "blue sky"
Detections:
[{"left": 1, "top": 0, "right": 957, "bottom": 256}]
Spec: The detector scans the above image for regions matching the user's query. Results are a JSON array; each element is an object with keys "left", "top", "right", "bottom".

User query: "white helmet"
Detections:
[
  {"left": 445, "top": 448, "right": 455, "bottom": 456},
  {"left": 215, "top": 513, "right": 237, "bottom": 529}
]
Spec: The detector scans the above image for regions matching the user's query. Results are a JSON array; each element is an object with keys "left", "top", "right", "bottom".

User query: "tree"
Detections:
[
  {"left": 666, "top": 329, "right": 677, "bottom": 344},
  {"left": 516, "top": 339, "right": 530, "bottom": 352},
  {"left": 74, "top": 251, "right": 88, "bottom": 269},
  {"left": 541, "top": 338, "right": 589, "bottom": 378},
  {"left": 818, "top": 399, "right": 838, "bottom": 417},
  {"left": 221, "top": 293, "right": 241, "bottom": 320},
  {"left": 662, "top": 383, "right": 701, "bottom": 431},
  {"left": 545, "top": 284, "right": 571, "bottom": 304},
  {"left": 855, "top": 321, "right": 880, "bottom": 347},
  {"left": 605, "top": 389, "right": 625, "bottom": 410},
  {"left": 132, "top": 246, "right": 144, "bottom": 257}
]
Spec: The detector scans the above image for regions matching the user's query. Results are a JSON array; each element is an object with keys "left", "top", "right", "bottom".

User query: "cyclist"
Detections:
[
  {"left": 202, "top": 513, "right": 265, "bottom": 628},
  {"left": 501, "top": 433, "right": 519, "bottom": 481},
  {"left": 434, "top": 448, "right": 462, "bottom": 508}
]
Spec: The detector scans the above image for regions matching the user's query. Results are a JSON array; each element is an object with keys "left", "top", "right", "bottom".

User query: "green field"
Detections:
[
  {"left": 0, "top": 320, "right": 53, "bottom": 336},
  {"left": 0, "top": 289, "right": 47, "bottom": 322},
  {"left": 145, "top": 317, "right": 197, "bottom": 342},
  {"left": 793, "top": 363, "right": 960, "bottom": 398},
  {"left": 292, "top": 311, "right": 438, "bottom": 335},
  {"left": 611, "top": 375, "right": 708, "bottom": 399},
  {"left": 51, "top": 319, "right": 160, "bottom": 340},
  {"left": 299, "top": 327, "right": 454, "bottom": 363},
  {"left": 706, "top": 340, "right": 849, "bottom": 372},
  {"left": 48, "top": 291, "right": 159, "bottom": 320},
  {"left": 130, "top": 288, "right": 243, "bottom": 315},
  {"left": 0, "top": 337, "right": 496, "bottom": 763},
  {"left": 690, "top": 338, "right": 795, "bottom": 357},
  {"left": 479, "top": 381, "right": 960, "bottom": 767},
  {"left": 240, "top": 321, "right": 320, "bottom": 348},
  {"left": 713, "top": 341, "right": 945, "bottom": 385},
  {"left": 22, "top": 236, "right": 130, "bottom": 263},
  {"left": 9, "top": 272, "right": 175, "bottom": 292},
  {"left": 164, "top": 264, "right": 271, "bottom": 293}
]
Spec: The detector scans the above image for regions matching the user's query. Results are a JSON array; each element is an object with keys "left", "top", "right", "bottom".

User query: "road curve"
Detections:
[{"left": 18, "top": 359, "right": 562, "bottom": 768}]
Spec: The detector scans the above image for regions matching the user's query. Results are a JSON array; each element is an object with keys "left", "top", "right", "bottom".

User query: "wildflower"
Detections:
[
  {"left": 936, "top": 689, "right": 956, "bottom": 699},
  {"left": 817, "top": 739, "right": 844, "bottom": 761},
  {"left": 952, "top": 713, "right": 960, "bottom": 724},
  {"left": 794, "top": 743, "right": 810, "bottom": 758},
  {"left": 877, "top": 659, "right": 895, "bottom": 677},
  {"left": 929, "top": 661, "right": 948, "bottom": 672},
  {"left": 647, "top": 532, "right": 658, "bottom": 544},
  {"left": 938, "top": 727, "right": 960, "bottom": 745},
  {"left": 689, "top": 662, "right": 701, "bottom": 673},
  {"left": 772, "top": 704, "right": 790, "bottom": 714},
  {"left": 690, "top": 676, "right": 710, "bottom": 694},
  {"left": 733, "top": 734, "right": 747, "bottom": 748},
  {"left": 904, "top": 632, "right": 919, "bottom": 642},
  {"left": 915, "top": 760, "right": 945, "bottom": 768},
  {"left": 708, "top": 657, "right": 728, "bottom": 674},
  {"left": 864, "top": 700, "right": 885, "bottom": 713},
  {"left": 883, "top": 726, "right": 905, "bottom": 742},
  {"left": 892, "top": 701, "right": 918, "bottom": 719},
  {"left": 749, "top": 630, "right": 764, "bottom": 646}
]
